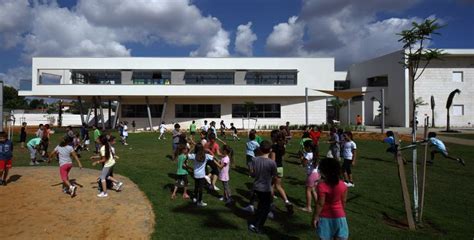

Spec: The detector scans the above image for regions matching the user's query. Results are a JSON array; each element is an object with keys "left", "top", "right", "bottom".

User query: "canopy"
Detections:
[{"left": 314, "top": 89, "right": 366, "bottom": 100}]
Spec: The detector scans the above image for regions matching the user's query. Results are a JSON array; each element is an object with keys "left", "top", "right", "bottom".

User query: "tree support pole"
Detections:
[
  {"left": 78, "top": 96, "right": 85, "bottom": 125},
  {"left": 145, "top": 96, "right": 153, "bottom": 131},
  {"left": 98, "top": 96, "right": 105, "bottom": 131},
  {"left": 395, "top": 133, "right": 416, "bottom": 230}
]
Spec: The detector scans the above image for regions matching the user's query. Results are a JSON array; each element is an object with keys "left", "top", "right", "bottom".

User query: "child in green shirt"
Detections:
[{"left": 171, "top": 144, "right": 190, "bottom": 199}]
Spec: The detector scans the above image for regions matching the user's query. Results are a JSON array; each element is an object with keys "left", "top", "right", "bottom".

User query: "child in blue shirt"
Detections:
[
  {"left": 246, "top": 131, "right": 260, "bottom": 170},
  {"left": 427, "top": 132, "right": 465, "bottom": 166},
  {"left": 0, "top": 132, "right": 13, "bottom": 186}
]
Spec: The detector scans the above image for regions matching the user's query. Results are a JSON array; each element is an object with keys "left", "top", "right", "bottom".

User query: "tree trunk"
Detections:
[
  {"left": 446, "top": 112, "right": 450, "bottom": 132},
  {"left": 431, "top": 108, "right": 435, "bottom": 128},
  {"left": 409, "top": 64, "right": 419, "bottom": 223}
]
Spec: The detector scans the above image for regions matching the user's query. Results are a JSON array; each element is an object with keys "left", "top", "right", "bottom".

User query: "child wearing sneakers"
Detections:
[
  {"left": 92, "top": 135, "right": 123, "bottom": 198},
  {"left": 158, "top": 121, "right": 167, "bottom": 140},
  {"left": 48, "top": 137, "right": 83, "bottom": 197},
  {"left": 426, "top": 132, "right": 465, "bottom": 166},
  {"left": 246, "top": 131, "right": 260, "bottom": 173},
  {"left": 27, "top": 136, "right": 48, "bottom": 165},
  {"left": 186, "top": 143, "right": 217, "bottom": 207},
  {"left": 230, "top": 123, "right": 240, "bottom": 141},
  {"left": 0, "top": 132, "right": 13, "bottom": 186},
  {"left": 301, "top": 140, "right": 320, "bottom": 212},
  {"left": 341, "top": 132, "right": 357, "bottom": 187},
  {"left": 215, "top": 145, "right": 233, "bottom": 204},
  {"left": 171, "top": 144, "right": 190, "bottom": 200}
]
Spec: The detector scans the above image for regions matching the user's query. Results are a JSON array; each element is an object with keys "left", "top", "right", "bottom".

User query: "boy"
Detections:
[
  {"left": 27, "top": 136, "right": 47, "bottom": 165},
  {"left": 248, "top": 141, "right": 277, "bottom": 234},
  {"left": 201, "top": 120, "right": 209, "bottom": 133},
  {"left": 0, "top": 132, "right": 13, "bottom": 185},
  {"left": 158, "top": 121, "right": 167, "bottom": 140},
  {"left": 427, "top": 132, "right": 465, "bottom": 166},
  {"left": 246, "top": 131, "right": 260, "bottom": 171},
  {"left": 189, "top": 120, "right": 197, "bottom": 136},
  {"left": 20, "top": 122, "right": 27, "bottom": 149},
  {"left": 93, "top": 125, "right": 101, "bottom": 154},
  {"left": 230, "top": 123, "right": 240, "bottom": 141}
]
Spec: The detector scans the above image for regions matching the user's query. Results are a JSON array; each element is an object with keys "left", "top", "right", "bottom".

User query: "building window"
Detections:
[
  {"left": 246, "top": 71, "right": 297, "bottom": 85},
  {"left": 232, "top": 104, "right": 281, "bottom": 118},
  {"left": 452, "top": 105, "right": 464, "bottom": 116},
  {"left": 39, "top": 73, "right": 62, "bottom": 85},
  {"left": 132, "top": 71, "right": 171, "bottom": 85},
  {"left": 71, "top": 71, "right": 121, "bottom": 84},
  {"left": 175, "top": 104, "right": 221, "bottom": 118},
  {"left": 367, "top": 76, "right": 388, "bottom": 87},
  {"left": 184, "top": 72, "right": 234, "bottom": 85},
  {"left": 334, "top": 80, "right": 350, "bottom": 90},
  {"left": 452, "top": 71, "right": 463, "bottom": 82},
  {"left": 122, "top": 105, "right": 163, "bottom": 118}
]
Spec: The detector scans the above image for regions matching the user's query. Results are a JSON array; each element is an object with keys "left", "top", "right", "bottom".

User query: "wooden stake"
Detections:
[
  {"left": 419, "top": 118, "right": 429, "bottom": 222},
  {"left": 395, "top": 133, "right": 416, "bottom": 230}
]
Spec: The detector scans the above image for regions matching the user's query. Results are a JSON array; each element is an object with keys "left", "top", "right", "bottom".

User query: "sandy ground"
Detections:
[{"left": 0, "top": 167, "right": 155, "bottom": 240}]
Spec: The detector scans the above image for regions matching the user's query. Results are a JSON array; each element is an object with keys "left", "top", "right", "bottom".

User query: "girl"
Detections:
[
  {"left": 171, "top": 144, "right": 190, "bottom": 200},
  {"left": 341, "top": 132, "right": 357, "bottom": 187},
  {"left": 186, "top": 143, "right": 216, "bottom": 207},
  {"left": 48, "top": 137, "right": 83, "bottom": 197},
  {"left": 327, "top": 127, "right": 340, "bottom": 161},
  {"left": 172, "top": 123, "right": 181, "bottom": 152},
  {"left": 27, "top": 136, "right": 48, "bottom": 165},
  {"left": 205, "top": 133, "right": 221, "bottom": 191},
  {"left": 92, "top": 135, "right": 123, "bottom": 198},
  {"left": 158, "top": 121, "right": 167, "bottom": 140},
  {"left": 0, "top": 131, "right": 13, "bottom": 186},
  {"left": 269, "top": 130, "right": 292, "bottom": 211},
  {"left": 122, "top": 122, "right": 129, "bottom": 146},
  {"left": 20, "top": 122, "right": 27, "bottom": 149},
  {"left": 219, "top": 120, "right": 227, "bottom": 139},
  {"left": 73, "top": 133, "right": 82, "bottom": 158},
  {"left": 215, "top": 145, "right": 233, "bottom": 204},
  {"left": 229, "top": 123, "right": 240, "bottom": 141},
  {"left": 301, "top": 140, "right": 320, "bottom": 212},
  {"left": 312, "top": 158, "right": 349, "bottom": 240}
]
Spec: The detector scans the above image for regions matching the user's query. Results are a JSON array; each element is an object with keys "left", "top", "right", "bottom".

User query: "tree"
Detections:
[
  {"left": 446, "top": 89, "right": 461, "bottom": 132},
  {"left": 398, "top": 18, "right": 444, "bottom": 225},
  {"left": 29, "top": 99, "right": 47, "bottom": 110},
  {"left": 430, "top": 95, "right": 435, "bottom": 127},
  {"left": 3, "top": 85, "right": 28, "bottom": 110},
  {"left": 330, "top": 98, "right": 346, "bottom": 121}
]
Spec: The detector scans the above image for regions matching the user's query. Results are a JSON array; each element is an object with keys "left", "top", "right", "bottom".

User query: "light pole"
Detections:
[{"left": 305, "top": 87, "right": 308, "bottom": 126}]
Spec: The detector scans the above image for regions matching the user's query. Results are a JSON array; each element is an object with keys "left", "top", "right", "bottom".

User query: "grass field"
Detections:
[
  {"left": 8, "top": 130, "right": 474, "bottom": 239},
  {"left": 439, "top": 133, "right": 474, "bottom": 140}
]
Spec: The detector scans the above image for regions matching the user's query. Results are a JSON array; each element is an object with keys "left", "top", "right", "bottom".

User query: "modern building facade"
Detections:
[
  {"left": 342, "top": 49, "right": 474, "bottom": 128},
  {"left": 19, "top": 57, "right": 346, "bottom": 129}
]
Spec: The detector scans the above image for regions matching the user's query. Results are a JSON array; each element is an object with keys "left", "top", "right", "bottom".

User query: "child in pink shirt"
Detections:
[
  {"left": 312, "top": 158, "right": 349, "bottom": 240},
  {"left": 215, "top": 145, "right": 233, "bottom": 204}
]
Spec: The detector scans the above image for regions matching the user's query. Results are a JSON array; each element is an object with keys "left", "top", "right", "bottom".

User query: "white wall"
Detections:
[
  {"left": 119, "top": 96, "right": 327, "bottom": 130},
  {"left": 12, "top": 113, "right": 111, "bottom": 127},
  {"left": 347, "top": 51, "right": 408, "bottom": 127},
  {"left": 415, "top": 56, "right": 474, "bottom": 127}
]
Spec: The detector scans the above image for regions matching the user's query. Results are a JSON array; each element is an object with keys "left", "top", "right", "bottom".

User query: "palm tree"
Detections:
[
  {"left": 430, "top": 95, "right": 435, "bottom": 127},
  {"left": 446, "top": 89, "right": 461, "bottom": 132}
]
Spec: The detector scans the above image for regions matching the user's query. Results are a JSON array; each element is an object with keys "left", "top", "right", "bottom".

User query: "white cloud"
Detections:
[
  {"left": 0, "top": 0, "right": 32, "bottom": 49},
  {"left": 235, "top": 22, "right": 257, "bottom": 56},
  {"left": 0, "top": 66, "right": 31, "bottom": 88},
  {"left": 265, "top": 0, "right": 427, "bottom": 69},
  {"left": 190, "top": 29, "right": 230, "bottom": 57}
]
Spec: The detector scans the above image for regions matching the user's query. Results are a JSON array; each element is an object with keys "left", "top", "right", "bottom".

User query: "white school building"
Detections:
[
  {"left": 17, "top": 50, "right": 474, "bottom": 129},
  {"left": 19, "top": 57, "right": 346, "bottom": 129}
]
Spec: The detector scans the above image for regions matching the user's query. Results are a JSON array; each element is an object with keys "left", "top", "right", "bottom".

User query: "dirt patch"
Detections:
[{"left": 0, "top": 167, "right": 155, "bottom": 240}]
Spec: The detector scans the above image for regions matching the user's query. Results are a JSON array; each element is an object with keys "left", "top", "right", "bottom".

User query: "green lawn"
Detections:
[
  {"left": 9, "top": 130, "right": 474, "bottom": 239},
  {"left": 439, "top": 133, "right": 474, "bottom": 140}
]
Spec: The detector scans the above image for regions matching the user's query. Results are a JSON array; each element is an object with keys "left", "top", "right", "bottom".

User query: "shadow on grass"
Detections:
[
  {"left": 361, "top": 156, "right": 393, "bottom": 163},
  {"left": 285, "top": 176, "right": 305, "bottom": 186},
  {"left": 232, "top": 166, "right": 250, "bottom": 176},
  {"left": 171, "top": 203, "right": 241, "bottom": 230}
]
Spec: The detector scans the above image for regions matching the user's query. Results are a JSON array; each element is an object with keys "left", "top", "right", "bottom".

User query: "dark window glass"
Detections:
[
  {"left": 367, "top": 76, "right": 388, "bottom": 87},
  {"left": 121, "top": 105, "right": 163, "bottom": 118},
  {"left": 246, "top": 71, "right": 297, "bottom": 85},
  {"left": 132, "top": 71, "right": 171, "bottom": 85},
  {"left": 334, "top": 80, "right": 350, "bottom": 90},
  {"left": 71, "top": 71, "right": 121, "bottom": 84},
  {"left": 175, "top": 104, "right": 221, "bottom": 118},
  {"left": 184, "top": 72, "right": 234, "bottom": 85},
  {"left": 232, "top": 104, "right": 281, "bottom": 118},
  {"left": 39, "top": 73, "right": 62, "bottom": 85}
]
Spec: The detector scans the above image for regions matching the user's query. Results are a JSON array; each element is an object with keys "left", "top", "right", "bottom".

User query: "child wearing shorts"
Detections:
[
  {"left": 20, "top": 122, "right": 27, "bottom": 148},
  {"left": 92, "top": 135, "right": 123, "bottom": 198},
  {"left": 427, "top": 132, "right": 465, "bottom": 166},
  {"left": 158, "top": 121, "right": 167, "bottom": 140},
  {"left": 215, "top": 145, "right": 233, "bottom": 204},
  {"left": 186, "top": 143, "right": 216, "bottom": 207},
  {"left": 246, "top": 131, "right": 260, "bottom": 173},
  {"left": 230, "top": 123, "right": 240, "bottom": 141},
  {"left": 27, "top": 136, "right": 48, "bottom": 165},
  {"left": 301, "top": 140, "right": 320, "bottom": 212},
  {"left": 171, "top": 144, "right": 190, "bottom": 199},
  {"left": 341, "top": 132, "right": 357, "bottom": 187},
  {"left": 0, "top": 132, "right": 13, "bottom": 186}
]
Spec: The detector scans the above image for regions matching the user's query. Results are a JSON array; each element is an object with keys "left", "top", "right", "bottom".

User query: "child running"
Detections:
[
  {"left": 204, "top": 133, "right": 222, "bottom": 191},
  {"left": 246, "top": 131, "right": 260, "bottom": 173},
  {"left": 341, "top": 132, "right": 357, "bottom": 187},
  {"left": 0, "top": 132, "right": 13, "bottom": 186},
  {"left": 48, "top": 137, "right": 83, "bottom": 197},
  {"left": 215, "top": 145, "right": 233, "bottom": 204},
  {"left": 92, "top": 135, "right": 124, "bottom": 198},
  {"left": 269, "top": 129, "right": 293, "bottom": 212},
  {"left": 186, "top": 143, "right": 216, "bottom": 207},
  {"left": 159, "top": 121, "right": 167, "bottom": 140},
  {"left": 426, "top": 132, "right": 465, "bottom": 166},
  {"left": 230, "top": 123, "right": 240, "bottom": 141},
  {"left": 189, "top": 120, "right": 197, "bottom": 137},
  {"left": 122, "top": 122, "right": 129, "bottom": 145},
  {"left": 171, "top": 144, "right": 190, "bottom": 200},
  {"left": 219, "top": 120, "right": 227, "bottom": 139},
  {"left": 312, "top": 157, "right": 349, "bottom": 240}
]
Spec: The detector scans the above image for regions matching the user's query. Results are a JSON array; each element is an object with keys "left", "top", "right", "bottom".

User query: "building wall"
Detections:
[
  {"left": 119, "top": 96, "right": 327, "bottom": 130},
  {"left": 346, "top": 51, "right": 409, "bottom": 127},
  {"left": 415, "top": 56, "right": 474, "bottom": 127}
]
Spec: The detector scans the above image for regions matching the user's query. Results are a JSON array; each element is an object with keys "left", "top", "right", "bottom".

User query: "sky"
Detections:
[{"left": 0, "top": 0, "right": 473, "bottom": 88}]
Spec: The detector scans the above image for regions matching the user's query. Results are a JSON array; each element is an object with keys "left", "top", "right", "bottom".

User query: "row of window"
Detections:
[{"left": 121, "top": 104, "right": 281, "bottom": 118}]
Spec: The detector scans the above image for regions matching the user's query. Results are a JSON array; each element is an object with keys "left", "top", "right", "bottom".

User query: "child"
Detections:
[
  {"left": 172, "top": 123, "right": 181, "bottom": 152},
  {"left": 219, "top": 120, "right": 227, "bottom": 139},
  {"left": 82, "top": 125, "right": 90, "bottom": 151},
  {"left": 328, "top": 127, "right": 340, "bottom": 161},
  {"left": 27, "top": 136, "right": 48, "bottom": 165},
  {"left": 93, "top": 125, "right": 101, "bottom": 154},
  {"left": 73, "top": 133, "right": 82, "bottom": 158},
  {"left": 20, "top": 122, "right": 27, "bottom": 148},
  {"left": 171, "top": 144, "right": 190, "bottom": 199},
  {"left": 269, "top": 129, "right": 292, "bottom": 211},
  {"left": 309, "top": 126, "right": 322, "bottom": 159},
  {"left": 248, "top": 141, "right": 277, "bottom": 234},
  {"left": 189, "top": 120, "right": 197, "bottom": 136},
  {"left": 427, "top": 132, "right": 465, "bottom": 166},
  {"left": 341, "top": 132, "right": 357, "bottom": 187},
  {"left": 205, "top": 133, "right": 221, "bottom": 191},
  {"left": 246, "top": 131, "right": 260, "bottom": 172},
  {"left": 200, "top": 130, "right": 208, "bottom": 146},
  {"left": 0, "top": 132, "right": 13, "bottom": 186},
  {"left": 312, "top": 158, "right": 349, "bottom": 240},
  {"left": 209, "top": 121, "right": 218, "bottom": 137},
  {"left": 159, "top": 121, "right": 167, "bottom": 140},
  {"left": 215, "top": 145, "right": 233, "bottom": 204},
  {"left": 186, "top": 143, "right": 216, "bottom": 207},
  {"left": 48, "top": 137, "right": 83, "bottom": 197},
  {"left": 122, "top": 122, "right": 129, "bottom": 145},
  {"left": 92, "top": 135, "right": 124, "bottom": 197},
  {"left": 301, "top": 140, "right": 320, "bottom": 212},
  {"left": 230, "top": 123, "right": 240, "bottom": 141},
  {"left": 201, "top": 120, "right": 209, "bottom": 133}
]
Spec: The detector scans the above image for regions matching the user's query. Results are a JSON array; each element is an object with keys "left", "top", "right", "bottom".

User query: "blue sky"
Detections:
[{"left": 0, "top": 0, "right": 473, "bottom": 87}]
